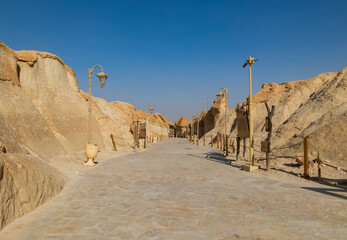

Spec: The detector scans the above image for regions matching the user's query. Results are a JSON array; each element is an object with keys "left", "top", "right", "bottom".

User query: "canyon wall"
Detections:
[
  {"left": 192, "top": 67, "right": 347, "bottom": 164},
  {"left": 0, "top": 41, "right": 168, "bottom": 230}
]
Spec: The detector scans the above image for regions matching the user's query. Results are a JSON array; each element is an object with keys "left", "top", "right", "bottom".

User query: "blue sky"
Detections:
[{"left": 1, "top": 0, "right": 346, "bottom": 121}]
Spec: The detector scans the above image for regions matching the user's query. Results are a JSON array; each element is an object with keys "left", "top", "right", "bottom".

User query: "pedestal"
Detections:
[{"left": 242, "top": 165, "right": 258, "bottom": 172}]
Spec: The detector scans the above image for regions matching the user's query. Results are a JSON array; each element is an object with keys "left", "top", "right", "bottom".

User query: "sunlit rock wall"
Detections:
[{"left": 0, "top": 41, "right": 170, "bottom": 230}]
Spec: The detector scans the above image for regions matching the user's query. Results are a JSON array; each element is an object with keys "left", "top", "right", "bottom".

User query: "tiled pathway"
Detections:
[{"left": 0, "top": 139, "right": 346, "bottom": 239}]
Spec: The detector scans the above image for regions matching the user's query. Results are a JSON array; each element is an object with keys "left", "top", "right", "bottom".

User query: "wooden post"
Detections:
[
  {"left": 211, "top": 135, "right": 213, "bottom": 147},
  {"left": 110, "top": 134, "right": 117, "bottom": 151},
  {"left": 220, "top": 134, "right": 222, "bottom": 150},
  {"left": 133, "top": 121, "right": 139, "bottom": 150},
  {"left": 220, "top": 134, "right": 225, "bottom": 152},
  {"left": 196, "top": 135, "right": 199, "bottom": 145},
  {"left": 304, "top": 137, "right": 309, "bottom": 178},
  {"left": 226, "top": 135, "right": 229, "bottom": 156},
  {"left": 318, "top": 151, "right": 322, "bottom": 181},
  {"left": 203, "top": 135, "right": 205, "bottom": 146},
  {"left": 189, "top": 135, "right": 192, "bottom": 143},
  {"left": 264, "top": 103, "right": 275, "bottom": 171},
  {"left": 217, "top": 134, "right": 220, "bottom": 149},
  {"left": 236, "top": 137, "right": 240, "bottom": 161}
]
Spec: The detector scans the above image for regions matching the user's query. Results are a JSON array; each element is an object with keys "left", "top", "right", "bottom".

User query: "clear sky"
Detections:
[{"left": 1, "top": 0, "right": 346, "bottom": 121}]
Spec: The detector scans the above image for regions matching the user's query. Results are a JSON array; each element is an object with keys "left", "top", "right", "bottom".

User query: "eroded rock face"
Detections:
[
  {"left": 197, "top": 67, "right": 347, "bottom": 164},
  {"left": 0, "top": 41, "right": 19, "bottom": 85},
  {"left": 272, "top": 67, "right": 347, "bottom": 162},
  {"left": 0, "top": 153, "right": 65, "bottom": 230},
  {"left": 0, "top": 141, "right": 6, "bottom": 153},
  {"left": 0, "top": 41, "right": 169, "bottom": 230}
]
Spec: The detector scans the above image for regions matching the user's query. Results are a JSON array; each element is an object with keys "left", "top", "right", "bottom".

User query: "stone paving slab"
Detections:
[{"left": 0, "top": 139, "right": 346, "bottom": 239}]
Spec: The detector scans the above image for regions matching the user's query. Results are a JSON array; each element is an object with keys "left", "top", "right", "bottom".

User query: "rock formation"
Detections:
[
  {"left": 0, "top": 41, "right": 169, "bottom": 230},
  {"left": 194, "top": 67, "right": 347, "bottom": 165}
]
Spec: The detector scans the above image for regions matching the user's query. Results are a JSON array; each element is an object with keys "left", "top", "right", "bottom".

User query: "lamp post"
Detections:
[
  {"left": 145, "top": 104, "right": 154, "bottom": 146},
  {"left": 85, "top": 65, "right": 108, "bottom": 166},
  {"left": 217, "top": 87, "right": 229, "bottom": 156},
  {"left": 242, "top": 56, "right": 258, "bottom": 172}
]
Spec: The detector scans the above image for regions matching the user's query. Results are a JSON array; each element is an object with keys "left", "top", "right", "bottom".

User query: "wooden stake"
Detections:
[
  {"left": 110, "top": 134, "right": 117, "bottom": 151},
  {"left": 264, "top": 103, "right": 275, "bottom": 171},
  {"left": 203, "top": 135, "right": 205, "bottom": 146},
  {"left": 318, "top": 151, "right": 322, "bottom": 181},
  {"left": 211, "top": 135, "right": 213, "bottom": 147},
  {"left": 226, "top": 135, "right": 229, "bottom": 156},
  {"left": 304, "top": 137, "right": 309, "bottom": 178}
]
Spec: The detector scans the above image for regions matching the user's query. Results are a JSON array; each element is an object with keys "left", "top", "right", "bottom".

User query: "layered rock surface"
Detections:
[
  {"left": 0, "top": 41, "right": 168, "bottom": 230},
  {"left": 189, "top": 67, "right": 347, "bottom": 164}
]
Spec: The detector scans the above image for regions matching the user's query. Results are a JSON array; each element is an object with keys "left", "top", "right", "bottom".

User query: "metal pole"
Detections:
[
  {"left": 88, "top": 71, "right": 92, "bottom": 144},
  {"left": 225, "top": 95, "right": 228, "bottom": 156},
  {"left": 87, "top": 65, "right": 106, "bottom": 145},
  {"left": 249, "top": 63, "right": 254, "bottom": 166}
]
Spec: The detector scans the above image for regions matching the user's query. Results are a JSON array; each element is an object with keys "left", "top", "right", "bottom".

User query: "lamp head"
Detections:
[
  {"left": 244, "top": 56, "right": 258, "bottom": 67},
  {"left": 96, "top": 71, "right": 108, "bottom": 88}
]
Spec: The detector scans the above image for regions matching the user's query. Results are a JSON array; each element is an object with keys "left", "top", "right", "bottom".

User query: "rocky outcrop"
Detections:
[
  {"left": 272, "top": 67, "right": 347, "bottom": 162},
  {"left": 197, "top": 67, "right": 347, "bottom": 164},
  {"left": 0, "top": 41, "right": 169, "bottom": 230},
  {"left": 0, "top": 42, "right": 19, "bottom": 85},
  {"left": 0, "top": 153, "right": 65, "bottom": 230}
]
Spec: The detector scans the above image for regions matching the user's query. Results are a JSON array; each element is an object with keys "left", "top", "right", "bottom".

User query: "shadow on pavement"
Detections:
[
  {"left": 302, "top": 186, "right": 347, "bottom": 200},
  {"left": 187, "top": 152, "right": 242, "bottom": 169},
  {"left": 187, "top": 152, "right": 229, "bottom": 165}
]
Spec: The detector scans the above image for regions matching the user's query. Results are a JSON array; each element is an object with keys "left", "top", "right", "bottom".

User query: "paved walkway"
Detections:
[{"left": 1, "top": 139, "right": 346, "bottom": 239}]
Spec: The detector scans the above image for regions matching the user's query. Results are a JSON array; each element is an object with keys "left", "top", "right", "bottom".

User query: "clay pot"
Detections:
[{"left": 84, "top": 144, "right": 99, "bottom": 166}]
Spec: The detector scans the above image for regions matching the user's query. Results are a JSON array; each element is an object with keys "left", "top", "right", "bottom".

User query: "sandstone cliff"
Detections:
[
  {"left": 0, "top": 41, "right": 169, "bottom": 230},
  {"left": 192, "top": 67, "right": 347, "bottom": 165}
]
